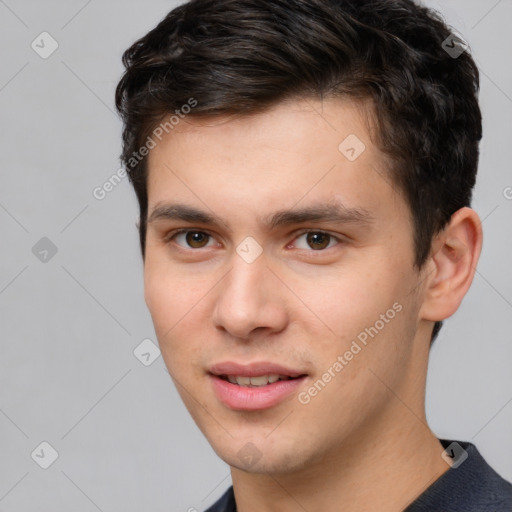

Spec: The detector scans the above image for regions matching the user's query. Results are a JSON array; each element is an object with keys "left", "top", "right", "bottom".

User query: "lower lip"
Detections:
[{"left": 209, "top": 375, "right": 306, "bottom": 411}]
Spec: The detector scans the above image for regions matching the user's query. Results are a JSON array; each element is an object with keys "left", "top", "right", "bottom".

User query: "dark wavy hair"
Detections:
[{"left": 115, "top": 0, "right": 482, "bottom": 344}]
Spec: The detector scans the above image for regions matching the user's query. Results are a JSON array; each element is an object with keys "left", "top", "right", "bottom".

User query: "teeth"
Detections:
[
  {"left": 237, "top": 376, "right": 251, "bottom": 386},
  {"left": 249, "top": 375, "right": 270, "bottom": 386},
  {"left": 225, "top": 374, "right": 290, "bottom": 387}
]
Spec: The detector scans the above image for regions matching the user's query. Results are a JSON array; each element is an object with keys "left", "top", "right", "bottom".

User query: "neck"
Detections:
[
  {"left": 231, "top": 409, "right": 448, "bottom": 511},
  {"left": 230, "top": 336, "right": 449, "bottom": 511}
]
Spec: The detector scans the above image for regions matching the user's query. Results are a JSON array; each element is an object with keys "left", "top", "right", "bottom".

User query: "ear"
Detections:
[{"left": 419, "top": 207, "right": 483, "bottom": 323}]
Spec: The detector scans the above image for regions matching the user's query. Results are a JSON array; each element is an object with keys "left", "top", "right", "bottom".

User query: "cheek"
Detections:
[
  {"left": 144, "top": 253, "right": 195, "bottom": 322},
  {"left": 144, "top": 260, "right": 210, "bottom": 365},
  {"left": 311, "top": 258, "right": 415, "bottom": 359},
  {"left": 144, "top": 265, "right": 173, "bottom": 332},
  {"left": 315, "top": 266, "right": 392, "bottom": 328},
  {"left": 144, "top": 261, "right": 186, "bottom": 349}
]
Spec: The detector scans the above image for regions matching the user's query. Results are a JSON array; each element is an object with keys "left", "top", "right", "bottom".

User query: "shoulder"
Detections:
[{"left": 405, "top": 439, "right": 512, "bottom": 511}]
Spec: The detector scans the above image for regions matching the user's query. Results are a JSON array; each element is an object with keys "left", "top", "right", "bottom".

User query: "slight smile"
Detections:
[{"left": 209, "top": 361, "right": 308, "bottom": 411}]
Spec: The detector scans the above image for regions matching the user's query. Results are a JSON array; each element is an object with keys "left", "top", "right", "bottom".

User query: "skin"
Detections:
[{"left": 143, "top": 97, "right": 482, "bottom": 511}]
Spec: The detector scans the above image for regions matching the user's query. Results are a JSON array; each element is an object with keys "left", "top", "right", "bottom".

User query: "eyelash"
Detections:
[{"left": 163, "top": 228, "right": 345, "bottom": 253}]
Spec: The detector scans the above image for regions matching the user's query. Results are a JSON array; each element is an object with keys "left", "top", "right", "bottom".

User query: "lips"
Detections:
[
  {"left": 209, "top": 361, "right": 308, "bottom": 410},
  {"left": 209, "top": 361, "right": 305, "bottom": 379}
]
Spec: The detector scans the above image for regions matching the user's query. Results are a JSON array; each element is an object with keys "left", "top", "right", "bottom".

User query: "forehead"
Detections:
[{"left": 145, "top": 97, "right": 407, "bottom": 232}]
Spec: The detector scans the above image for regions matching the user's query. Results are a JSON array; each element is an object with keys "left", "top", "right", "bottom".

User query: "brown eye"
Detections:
[
  {"left": 171, "top": 230, "right": 213, "bottom": 249},
  {"left": 293, "top": 231, "right": 341, "bottom": 251},
  {"left": 185, "top": 231, "right": 210, "bottom": 248},
  {"left": 306, "top": 232, "right": 331, "bottom": 250}
]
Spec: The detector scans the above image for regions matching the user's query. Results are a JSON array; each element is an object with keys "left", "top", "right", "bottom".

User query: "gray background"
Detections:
[{"left": 0, "top": 1, "right": 511, "bottom": 511}]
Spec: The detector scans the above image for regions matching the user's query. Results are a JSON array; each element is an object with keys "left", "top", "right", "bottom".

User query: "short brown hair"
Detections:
[{"left": 115, "top": 0, "right": 482, "bottom": 343}]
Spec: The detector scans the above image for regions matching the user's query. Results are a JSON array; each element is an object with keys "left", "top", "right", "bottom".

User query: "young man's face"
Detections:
[{"left": 144, "top": 98, "right": 433, "bottom": 474}]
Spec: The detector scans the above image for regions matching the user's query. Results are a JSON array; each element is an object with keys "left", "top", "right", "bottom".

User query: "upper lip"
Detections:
[{"left": 209, "top": 361, "right": 306, "bottom": 378}]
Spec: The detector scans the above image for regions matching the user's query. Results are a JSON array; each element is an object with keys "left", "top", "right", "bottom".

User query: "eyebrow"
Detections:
[{"left": 148, "top": 201, "right": 375, "bottom": 231}]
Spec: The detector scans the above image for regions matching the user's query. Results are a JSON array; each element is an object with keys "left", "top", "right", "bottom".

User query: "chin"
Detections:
[{"left": 209, "top": 433, "right": 317, "bottom": 476}]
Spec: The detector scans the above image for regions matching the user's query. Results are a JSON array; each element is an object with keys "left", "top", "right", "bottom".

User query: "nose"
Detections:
[{"left": 211, "top": 252, "right": 289, "bottom": 341}]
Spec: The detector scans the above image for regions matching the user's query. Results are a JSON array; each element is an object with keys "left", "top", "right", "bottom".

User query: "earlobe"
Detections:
[{"left": 419, "top": 207, "right": 483, "bottom": 323}]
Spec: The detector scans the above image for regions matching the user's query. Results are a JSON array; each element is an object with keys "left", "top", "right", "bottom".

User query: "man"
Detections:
[{"left": 115, "top": 0, "right": 512, "bottom": 510}]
